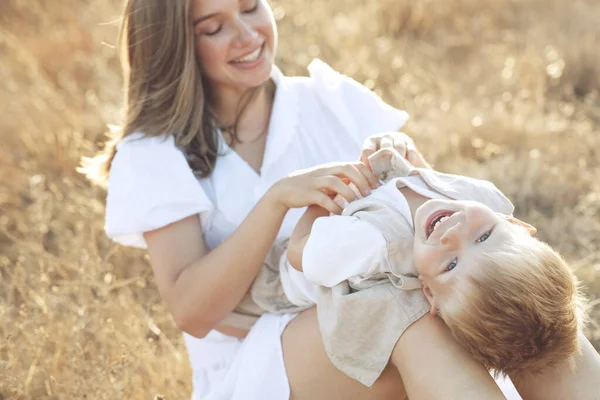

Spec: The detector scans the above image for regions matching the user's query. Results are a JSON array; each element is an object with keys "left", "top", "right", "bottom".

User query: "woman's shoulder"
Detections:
[
  {"left": 115, "top": 132, "right": 178, "bottom": 153},
  {"left": 276, "top": 59, "right": 362, "bottom": 95},
  {"left": 110, "top": 133, "right": 193, "bottom": 179},
  {"left": 278, "top": 59, "right": 409, "bottom": 145},
  {"left": 109, "top": 132, "right": 199, "bottom": 189},
  {"left": 105, "top": 132, "right": 212, "bottom": 248}
]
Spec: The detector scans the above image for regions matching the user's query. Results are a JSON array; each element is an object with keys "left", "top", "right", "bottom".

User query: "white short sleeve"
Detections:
[
  {"left": 105, "top": 133, "right": 213, "bottom": 248},
  {"left": 302, "top": 215, "right": 388, "bottom": 287},
  {"left": 307, "top": 59, "right": 409, "bottom": 146}
]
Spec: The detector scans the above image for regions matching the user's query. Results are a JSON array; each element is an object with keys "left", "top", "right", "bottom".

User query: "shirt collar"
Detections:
[{"left": 260, "top": 65, "right": 300, "bottom": 176}]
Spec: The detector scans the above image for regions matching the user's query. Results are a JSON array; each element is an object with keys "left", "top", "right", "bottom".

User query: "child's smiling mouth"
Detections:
[{"left": 426, "top": 210, "right": 455, "bottom": 239}]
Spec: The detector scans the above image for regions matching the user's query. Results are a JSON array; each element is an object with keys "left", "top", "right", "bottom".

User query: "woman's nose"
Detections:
[
  {"left": 234, "top": 19, "right": 258, "bottom": 46},
  {"left": 440, "top": 222, "right": 463, "bottom": 250}
]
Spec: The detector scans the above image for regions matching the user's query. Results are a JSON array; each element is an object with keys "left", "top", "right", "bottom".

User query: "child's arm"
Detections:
[{"left": 288, "top": 205, "right": 330, "bottom": 272}]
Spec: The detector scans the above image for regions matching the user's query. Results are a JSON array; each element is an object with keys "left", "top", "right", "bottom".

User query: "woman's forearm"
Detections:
[
  {"left": 172, "top": 189, "right": 288, "bottom": 336},
  {"left": 391, "top": 313, "right": 505, "bottom": 400}
]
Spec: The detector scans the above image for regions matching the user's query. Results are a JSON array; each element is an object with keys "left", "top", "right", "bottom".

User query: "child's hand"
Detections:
[{"left": 360, "top": 132, "right": 432, "bottom": 169}]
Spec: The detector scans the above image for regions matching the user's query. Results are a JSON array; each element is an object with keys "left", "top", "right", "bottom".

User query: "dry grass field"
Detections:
[{"left": 1, "top": 0, "right": 599, "bottom": 398}]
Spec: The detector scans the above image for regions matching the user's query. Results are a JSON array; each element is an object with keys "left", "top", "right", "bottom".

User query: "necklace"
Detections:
[
  {"left": 221, "top": 121, "right": 269, "bottom": 145},
  {"left": 213, "top": 80, "right": 276, "bottom": 146}
]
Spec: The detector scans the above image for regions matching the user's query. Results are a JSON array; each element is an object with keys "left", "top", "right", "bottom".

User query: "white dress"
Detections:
[{"left": 104, "top": 59, "right": 409, "bottom": 399}]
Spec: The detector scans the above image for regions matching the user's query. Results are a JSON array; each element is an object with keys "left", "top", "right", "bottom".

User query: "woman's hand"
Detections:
[
  {"left": 360, "top": 132, "right": 432, "bottom": 170},
  {"left": 268, "top": 161, "right": 380, "bottom": 215}
]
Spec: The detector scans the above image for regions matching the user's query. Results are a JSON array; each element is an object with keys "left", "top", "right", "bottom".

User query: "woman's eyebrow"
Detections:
[{"left": 193, "top": 12, "right": 219, "bottom": 26}]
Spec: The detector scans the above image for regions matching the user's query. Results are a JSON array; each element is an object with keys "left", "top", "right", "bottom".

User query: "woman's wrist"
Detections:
[{"left": 262, "top": 183, "right": 290, "bottom": 216}]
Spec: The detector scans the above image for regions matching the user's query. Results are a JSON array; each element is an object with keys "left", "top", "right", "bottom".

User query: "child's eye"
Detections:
[
  {"left": 476, "top": 230, "right": 492, "bottom": 243},
  {"left": 446, "top": 259, "right": 457, "bottom": 272}
]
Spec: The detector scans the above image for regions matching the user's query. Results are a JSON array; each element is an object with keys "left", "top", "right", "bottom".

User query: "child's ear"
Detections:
[
  {"left": 422, "top": 284, "right": 439, "bottom": 316},
  {"left": 503, "top": 215, "right": 537, "bottom": 235}
]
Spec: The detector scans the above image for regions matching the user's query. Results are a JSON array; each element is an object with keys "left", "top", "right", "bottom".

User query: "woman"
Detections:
[{"left": 90, "top": 0, "right": 600, "bottom": 398}]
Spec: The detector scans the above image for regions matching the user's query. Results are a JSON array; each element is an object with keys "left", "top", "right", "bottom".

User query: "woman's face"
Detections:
[{"left": 192, "top": 0, "right": 277, "bottom": 94}]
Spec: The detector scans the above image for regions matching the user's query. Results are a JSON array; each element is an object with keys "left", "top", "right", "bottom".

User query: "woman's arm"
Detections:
[
  {"left": 144, "top": 191, "right": 288, "bottom": 338},
  {"left": 511, "top": 332, "right": 600, "bottom": 400},
  {"left": 143, "top": 162, "right": 376, "bottom": 338},
  {"left": 288, "top": 205, "right": 330, "bottom": 271}
]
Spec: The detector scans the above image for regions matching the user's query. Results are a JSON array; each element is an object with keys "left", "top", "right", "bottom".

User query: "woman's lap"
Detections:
[
  {"left": 189, "top": 308, "right": 520, "bottom": 399},
  {"left": 189, "top": 313, "right": 296, "bottom": 400},
  {"left": 282, "top": 308, "right": 523, "bottom": 400}
]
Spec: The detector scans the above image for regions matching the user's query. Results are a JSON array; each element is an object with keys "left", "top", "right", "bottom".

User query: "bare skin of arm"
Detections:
[
  {"left": 511, "top": 332, "right": 600, "bottom": 400},
  {"left": 143, "top": 162, "right": 375, "bottom": 338},
  {"left": 144, "top": 190, "right": 288, "bottom": 338}
]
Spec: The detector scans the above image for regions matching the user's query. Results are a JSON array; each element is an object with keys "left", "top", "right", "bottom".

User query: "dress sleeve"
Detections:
[
  {"left": 307, "top": 58, "right": 409, "bottom": 146},
  {"left": 302, "top": 215, "right": 388, "bottom": 287},
  {"left": 105, "top": 134, "right": 213, "bottom": 249}
]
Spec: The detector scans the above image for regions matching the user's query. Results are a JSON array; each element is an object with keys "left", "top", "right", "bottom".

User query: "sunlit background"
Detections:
[{"left": 1, "top": 0, "right": 599, "bottom": 398}]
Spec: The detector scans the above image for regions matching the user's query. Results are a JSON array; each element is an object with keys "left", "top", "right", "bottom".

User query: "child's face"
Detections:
[{"left": 412, "top": 199, "right": 536, "bottom": 313}]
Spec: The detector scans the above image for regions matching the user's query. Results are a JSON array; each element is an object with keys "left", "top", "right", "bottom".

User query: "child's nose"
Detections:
[{"left": 440, "top": 222, "right": 463, "bottom": 249}]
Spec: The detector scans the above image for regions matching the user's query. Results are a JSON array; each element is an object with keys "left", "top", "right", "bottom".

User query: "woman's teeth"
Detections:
[{"left": 232, "top": 46, "right": 262, "bottom": 63}]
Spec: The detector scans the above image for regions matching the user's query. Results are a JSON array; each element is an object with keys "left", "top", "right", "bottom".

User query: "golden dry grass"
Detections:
[{"left": 1, "top": 0, "right": 599, "bottom": 398}]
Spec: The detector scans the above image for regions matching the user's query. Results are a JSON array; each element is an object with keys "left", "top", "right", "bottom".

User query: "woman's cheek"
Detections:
[{"left": 196, "top": 39, "right": 227, "bottom": 72}]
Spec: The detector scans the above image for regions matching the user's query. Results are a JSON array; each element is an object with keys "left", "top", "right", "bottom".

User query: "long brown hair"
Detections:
[{"left": 82, "top": 0, "right": 259, "bottom": 184}]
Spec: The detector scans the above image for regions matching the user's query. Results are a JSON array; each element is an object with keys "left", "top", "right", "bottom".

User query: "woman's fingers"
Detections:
[
  {"left": 354, "top": 162, "right": 380, "bottom": 189},
  {"left": 316, "top": 176, "right": 358, "bottom": 203},
  {"left": 360, "top": 136, "right": 380, "bottom": 169},
  {"left": 359, "top": 149, "right": 375, "bottom": 169},
  {"left": 319, "top": 163, "right": 376, "bottom": 196},
  {"left": 314, "top": 192, "right": 343, "bottom": 215}
]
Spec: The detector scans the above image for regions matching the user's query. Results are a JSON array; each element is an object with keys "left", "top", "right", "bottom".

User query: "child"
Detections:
[{"left": 227, "top": 145, "right": 586, "bottom": 388}]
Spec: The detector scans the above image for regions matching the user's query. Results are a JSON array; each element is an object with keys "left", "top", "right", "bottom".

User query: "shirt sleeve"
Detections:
[
  {"left": 105, "top": 134, "right": 213, "bottom": 249},
  {"left": 302, "top": 215, "right": 388, "bottom": 287},
  {"left": 307, "top": 59, "right": 409, "bottom": 146}
]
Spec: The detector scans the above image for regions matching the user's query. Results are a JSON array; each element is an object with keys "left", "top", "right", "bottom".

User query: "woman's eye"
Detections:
[
  {"left": 204, "top": 25, "right": 223, "bottom": 36},
  {"left": 446, "top": 259, "right": 457, "bottom": 272},
  {"left": 243, "top": 2, "right": 259, "bottom": 13},
  {"left": 476, "top": 230, "right": 492, "bottom": 243}
]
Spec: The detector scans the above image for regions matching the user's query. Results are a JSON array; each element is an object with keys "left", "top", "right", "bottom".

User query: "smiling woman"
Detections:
[{"left": 192, "top": 0, "right": 276, "bottom": 97}]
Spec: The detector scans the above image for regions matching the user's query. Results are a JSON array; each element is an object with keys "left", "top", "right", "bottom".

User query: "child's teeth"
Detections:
[{"left": 433, "top": 215, "right": 450, "bottom": 231}]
